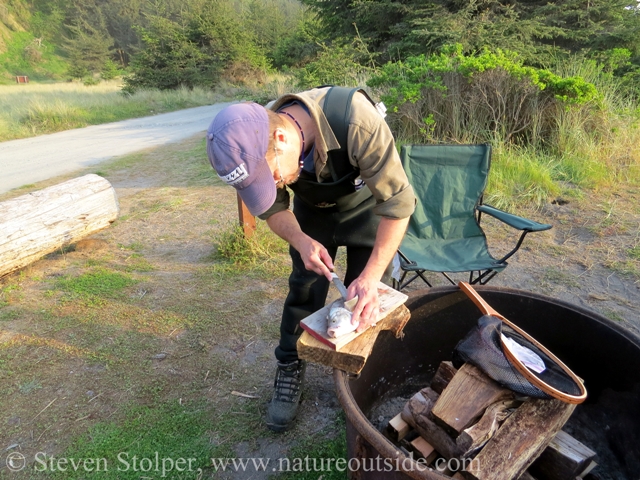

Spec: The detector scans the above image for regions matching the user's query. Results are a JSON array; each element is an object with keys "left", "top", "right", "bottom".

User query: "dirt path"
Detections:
[{"left": 0, "top": 103, "right": 232, "bottom": 194}]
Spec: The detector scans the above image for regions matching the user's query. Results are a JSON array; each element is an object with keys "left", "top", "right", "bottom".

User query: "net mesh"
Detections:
[{"left": 453, "top": 315, "right": 582, "bottom": 399}]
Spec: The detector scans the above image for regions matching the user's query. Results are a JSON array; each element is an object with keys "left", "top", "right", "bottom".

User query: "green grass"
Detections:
[
  {"left": 45, "top": 401, "right": 213, "bottom": 479},
  {"left": 0, "top": 31, "right": 68, "bottom": 83},
  {"left": 54, "top": 268, "right": 137, "bottom": 298},
  {"left": 53, "top": 268, "right": 138, "bottom": 307}
]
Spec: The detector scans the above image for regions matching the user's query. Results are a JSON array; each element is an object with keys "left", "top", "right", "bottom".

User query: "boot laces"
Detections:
[{"left": 274, "top": 361, "right": 303, "bottom": 403}]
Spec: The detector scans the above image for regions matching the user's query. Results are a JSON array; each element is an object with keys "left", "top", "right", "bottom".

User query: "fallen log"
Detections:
[{"left": 0, "top": 174, "right": 119, "bottom": 277}]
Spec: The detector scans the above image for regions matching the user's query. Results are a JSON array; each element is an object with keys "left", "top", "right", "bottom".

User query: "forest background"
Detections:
[{"left": 1, "top": 0, "right": 639, "bottom": 207}]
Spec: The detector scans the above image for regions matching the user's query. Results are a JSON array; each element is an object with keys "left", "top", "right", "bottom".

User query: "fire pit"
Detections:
[{"left": 334, "top": 286, "right": 640, "bottom": 479}]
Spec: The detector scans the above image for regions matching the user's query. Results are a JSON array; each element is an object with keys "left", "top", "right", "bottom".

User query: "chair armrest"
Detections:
[{"left": 478, "top": 204, "right": 552, "bottom": 232}]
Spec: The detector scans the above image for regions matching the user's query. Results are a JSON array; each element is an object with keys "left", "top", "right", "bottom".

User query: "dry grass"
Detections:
[{"left": 0, "top": 81, "right": 227, "bottom": 141}]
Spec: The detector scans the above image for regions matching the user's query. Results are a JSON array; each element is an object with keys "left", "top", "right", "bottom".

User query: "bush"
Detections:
[
  {"left": 101, "top": 59, "right": 121, "bottom": 80},
  {"left": 295, "top": 38, "right": 376, "bottom": 89},
  {"left": 367, "top": 45, "right": 599, "bottom": 146}
]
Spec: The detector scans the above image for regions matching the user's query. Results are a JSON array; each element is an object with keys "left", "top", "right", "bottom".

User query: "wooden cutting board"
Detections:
[{"left": 297, "top": 283, "right": 411, "bottom": 374}]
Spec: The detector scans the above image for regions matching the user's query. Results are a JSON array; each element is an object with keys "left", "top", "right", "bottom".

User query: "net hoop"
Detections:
[{"left": 459, "top": 282, "right": 587, "bottom": 405}]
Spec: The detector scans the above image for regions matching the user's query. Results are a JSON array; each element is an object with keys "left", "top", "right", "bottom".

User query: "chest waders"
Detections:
[{"left": 275, "top": 87, "right": 392, "bottom": 363}]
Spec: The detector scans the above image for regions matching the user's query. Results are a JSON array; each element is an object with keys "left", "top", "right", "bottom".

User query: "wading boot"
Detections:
[{"left": 266, "top": 360, "right": 306, "bottom": 432}]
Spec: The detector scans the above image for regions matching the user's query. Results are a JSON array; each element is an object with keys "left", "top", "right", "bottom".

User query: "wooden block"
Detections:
[
  {"left": 431, "top": 363, "right": 514, "bottom": 438},
  {"left": 529, "top": 430, "right": 597, "bottom": 480},
  {"left": 456, "top": 399, "right": 520, "bottom": 456},
  {"left": 409, "top": 436, "right": 438, "bottom": 463},
  {"left": 299, "top": 283, "right": 408, "bottom": 350},
  {"left": 430, "top": 361, "right": 457, "bottom": 394},
  {"left": 402, "top": 390, "right": 463, "bottom": 460},
  {"left": 388, "top": 413, "right": 410, "bottom": 441},
  {"left": 578, "top": 461, "right": 598, "bottom": 478},
  {"left": 459, "top": 397, "right": 576, "bottom": 480},
  {"left": 297, "top": 301, "right": 410, "bottom": 374}
]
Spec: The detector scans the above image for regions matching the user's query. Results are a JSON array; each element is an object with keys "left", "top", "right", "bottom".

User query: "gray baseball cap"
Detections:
[{"left": 206, "top": 102, "right": 276, "bottom": 216}]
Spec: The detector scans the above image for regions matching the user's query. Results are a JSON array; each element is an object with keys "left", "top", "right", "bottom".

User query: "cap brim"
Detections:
[{"left": 236, "top": 158, "right": 277, "bottom": 217}]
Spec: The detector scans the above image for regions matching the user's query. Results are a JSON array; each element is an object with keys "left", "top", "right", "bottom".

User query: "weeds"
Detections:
[{"left": 211, "top": 222, "right": 290, "bottom": 278}]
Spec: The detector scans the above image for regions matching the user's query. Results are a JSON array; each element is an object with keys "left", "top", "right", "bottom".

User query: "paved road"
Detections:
[{"left": 0, "top": 103, "right": 233, "bottom": 194}]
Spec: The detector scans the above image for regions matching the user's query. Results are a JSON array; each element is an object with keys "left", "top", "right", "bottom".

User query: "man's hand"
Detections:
[
  {"left": 297, "top": 238, "right": 334, "bottom": 281},
  {"left": 347, "top": 275, "right": 380, "bottom": 333},
  {"left": 266, "top": 210, "right": 334, "bottom": 281}
]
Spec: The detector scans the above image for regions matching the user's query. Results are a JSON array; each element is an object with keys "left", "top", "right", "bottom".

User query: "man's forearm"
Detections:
[
  {"left": 360, "top": 216, "right": 410, "bottom": 281},
  {"left": 266, "top": 210, "right": 307, "bottom": 251}
]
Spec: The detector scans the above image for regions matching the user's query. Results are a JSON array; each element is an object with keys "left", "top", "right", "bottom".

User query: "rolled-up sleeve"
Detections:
[
  {"left": 257, "top": 187, "right": 290, "bottom": 220},
  {"left": 348, "top": 106, "right": 416, "bottom": 219}
]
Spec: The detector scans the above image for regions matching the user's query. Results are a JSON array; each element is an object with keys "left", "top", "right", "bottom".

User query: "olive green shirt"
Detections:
[{"left": 258, "top": 87, "right": 415, "bottom": 221}]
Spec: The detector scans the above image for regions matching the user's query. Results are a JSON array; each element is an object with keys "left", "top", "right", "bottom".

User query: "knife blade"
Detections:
[{"left": 331, "top": 272, "right": 349, "bottom": 300}]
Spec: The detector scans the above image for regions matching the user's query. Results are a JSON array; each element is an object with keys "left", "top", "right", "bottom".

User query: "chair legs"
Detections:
[{"left": 394, "top": 268, "right": 501, "bottom": 291}]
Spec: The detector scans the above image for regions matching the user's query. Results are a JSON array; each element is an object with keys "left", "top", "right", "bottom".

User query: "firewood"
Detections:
[
  {"left": 431, "top": 363, "right": 514, "bottom": 438},
  {"left": 459, "top": 397, "right": 576, "bottom": 480},
  {"left": 430, "top": 361, "right": 457, "bottom": 394},
  {"left": 578, "top": 461, "right": 598, "bottom": 478},
  {"left": 456, "top": 399, "right": 520, "bottom": 456},
  {"left": 529, "top": 430, "right": 597, "bottom": 480},
  {"left": 408, "top": 436, "right": 438, "bottom": 463},
  {"left": 401, "top": 390, "right": 463, "bottom": 459},
  {"left": 388, "top": 413, "right": 410, "bottom": 442}
]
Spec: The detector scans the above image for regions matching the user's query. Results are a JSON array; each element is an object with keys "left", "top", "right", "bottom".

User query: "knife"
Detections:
[{"left": 331, "top": 272, "right": 348, "bottom": 300}]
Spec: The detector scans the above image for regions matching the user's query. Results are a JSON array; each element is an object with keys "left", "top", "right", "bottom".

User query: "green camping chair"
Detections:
[{"left": 395, "top": 144, "right": 552, "bottom": 290}]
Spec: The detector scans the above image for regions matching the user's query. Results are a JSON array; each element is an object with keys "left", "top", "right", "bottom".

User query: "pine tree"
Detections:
[{"left": 63, "top": 0, "right": 113, "bottom": 77}]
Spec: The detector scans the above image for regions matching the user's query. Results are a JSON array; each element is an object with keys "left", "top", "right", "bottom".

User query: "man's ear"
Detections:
[{"left": 273, "top": 127, "right": 288, "bottom": 145}]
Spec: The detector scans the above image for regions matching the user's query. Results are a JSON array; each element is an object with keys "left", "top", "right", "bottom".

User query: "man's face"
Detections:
[{"left": 267, "top": 146, "right": 303, "bottom": 188}]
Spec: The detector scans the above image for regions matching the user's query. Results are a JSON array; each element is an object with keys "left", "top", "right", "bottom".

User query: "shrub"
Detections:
[
  {"left": 295, "top": 38, "right": 376, "bottom": 89},
  {"left": 367, "top": 45, "right": 600, "bottom": 146}
]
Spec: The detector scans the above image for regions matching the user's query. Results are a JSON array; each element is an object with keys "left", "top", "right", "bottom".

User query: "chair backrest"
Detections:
[{"left": 401, "top": 144, "right": 491, "bottom": 241}]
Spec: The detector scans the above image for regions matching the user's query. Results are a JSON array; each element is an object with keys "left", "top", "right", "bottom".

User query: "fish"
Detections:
[{"left": 326, "top": 300, "right": 357, "bottom": 339}]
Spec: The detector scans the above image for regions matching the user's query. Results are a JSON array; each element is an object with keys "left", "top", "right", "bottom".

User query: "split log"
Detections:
[
  {"left": 401, "top": 388, "right": 462, "bottom": 459},
  {"left": 456, "top": 399, "right": 520, "bottom": 456},
  {"left": 0, "top": 174, "right": 118, "bottom": 277},
  {"left": 459, "top": 397, "right": 576, "bottom": 480},
  {"left": 431, "top": 363, "right": 514, "bottom": 438},
  {"left": 529, "top": 430, "right": 597, "bottom": 480},
  {"left": 430, "top": 361, "right": 457, "bottom": 394}
]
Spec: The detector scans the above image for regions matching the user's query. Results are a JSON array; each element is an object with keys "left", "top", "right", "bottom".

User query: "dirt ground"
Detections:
[{"left": 0, "top": 134, "right": 638, "bottom": 479}]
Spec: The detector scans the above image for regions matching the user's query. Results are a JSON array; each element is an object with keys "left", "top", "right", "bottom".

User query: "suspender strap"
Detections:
[{"left": 322, "top": 86, "right": 360, "bottom": 182}]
